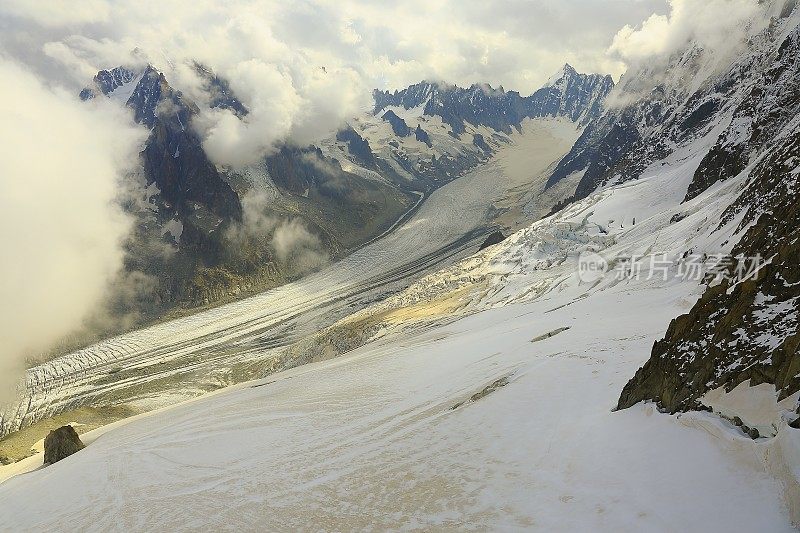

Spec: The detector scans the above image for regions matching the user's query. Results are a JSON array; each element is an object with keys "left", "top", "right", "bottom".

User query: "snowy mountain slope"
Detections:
[
  {"left": 240, "top": 94, "right": 800, "bottom": 523},
  {"left": 0, "top": 296, "right": 795, "bottom": 531},
  {"left": 1, "top": 127, "right": 796, "bottom": 530},
  {"left": 79, "top": 66, "right": 140, "bottom": 101},
  {"left": 617, "top": 101, "right": 800, "bottom": 421},
  {"left": 496, "top": 1, "right": 800, "bottom": 455},
  {"left": 540, "top": 1, "right": 800, "bottom": 434},
  {"left": 547, "top": 0, "right": 800, "bottom": 202},
  {"left": 687, "top": 16, "right": 800, "bottom": 201}
]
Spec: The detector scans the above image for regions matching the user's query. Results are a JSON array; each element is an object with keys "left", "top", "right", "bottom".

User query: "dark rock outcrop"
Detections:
[
  {"left": 546, "top": 110, "right": 641, "bottom": 196},
  {"left": 132, "top": 66, "right": 242, "bottom": 268},
  {"left": 414, "top": 124, "right": 432, "bottom": 147},
  {"left": 472, "top": 134, "right": 491, "bottom": 152},
  {"left": 382, "top": 110, "right": 411, "bottom": 136},
  {"left": 140, "top": 101, "right": 242, "bottom": 223},
  {"left": 479, "top": 231, "right": 506, "bottom": 251},
  {"left": 43, "top": 426, "right": 85, "bottom": 465},
  {"left": 336, "top": 125, "right": 377, "bottom": 168}
]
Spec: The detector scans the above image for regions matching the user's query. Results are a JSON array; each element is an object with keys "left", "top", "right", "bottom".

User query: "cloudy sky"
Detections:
[
  {"left": 2, "top": 0, "right": 771, "bottom": 166},
  {"left": 1, "top": 0, "right": 671, "bottom": 93}
]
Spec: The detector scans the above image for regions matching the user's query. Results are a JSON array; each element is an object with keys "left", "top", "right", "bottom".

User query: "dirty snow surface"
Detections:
[
  {"left": 1, "top": 124, "right": 797, "bottom": 530},
  {"left": 0, "top": 289, "right": 792, "bottom": 531}
]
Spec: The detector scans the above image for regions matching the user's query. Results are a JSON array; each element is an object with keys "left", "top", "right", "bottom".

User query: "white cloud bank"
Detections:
[
  {"left": 610, "top": 0, "right": 776, "bottom": 62},
  {"left": 602, "top": 0, "right": 786, "bottom": 106},
  {"left": 0, "top": 57, "right": 145, "bottom": 403}
]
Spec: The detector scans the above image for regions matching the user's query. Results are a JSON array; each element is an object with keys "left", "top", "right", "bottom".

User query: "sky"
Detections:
[
  {"left": 0, "top": 0, "right": 671, "bottom": 93},
  {"left": 0, "top": 0, "right": 675, "bottom": 166},
  {"left": 0, "top": 0, "right": 777, "bottom": 400}
]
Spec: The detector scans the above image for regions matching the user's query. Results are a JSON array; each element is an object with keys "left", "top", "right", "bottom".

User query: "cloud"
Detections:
[
  {"left": 606, "top": 0, "right": 781, "bottom": 98},
  {"left": 271, "top": 220, "right": 329, "bottom": 273},
  {"left": 0, "top": 0, "right": 669, "bottom": 168},
  {"left": 197, "top": 60, "right": 303, "bottom": 167},
  {"left": 609, "top": 0, "right": 770, "bottom": 60},
  {"left": 226, "top": 190, "right": 329, "bottom": 276},
  {"left": 0, "top": 0, "right": 111, "bottom": 27},
  {"left": 0, "top": 57, "right": 145, "bottom": 403}
]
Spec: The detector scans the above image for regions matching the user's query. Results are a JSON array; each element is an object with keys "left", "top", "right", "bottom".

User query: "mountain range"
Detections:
[
  {"left": 71, "top": 60, "right": 614, "bottom": 343},
  {"left": 69, "top": 4, "right": 800, "bottom": 419},
  {"left": 2, "top": 2, "right": 800, "bottom": 527},
  {"left": 23, "top": 0, "right": 800, "bottom": 439}
]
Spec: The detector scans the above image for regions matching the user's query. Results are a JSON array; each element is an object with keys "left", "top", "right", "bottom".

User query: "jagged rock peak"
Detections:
[
  {"left": 82, "top": 62, "right": 247, "bottom": 125},
  {"left": 373, "top": 65, "right": 614, "bottom": 135},
  {"left": 192, "top": 62, "right": 249, "bottom": 117},
  {"left": 543, "top": 63, "right": 578, "bottom": 87},
  {"left": 80, "top": 65, "right": 142, "bottom": 101},
  {"left": 127, "top": 65, "right": 196, "bottom": 128},
  {"left": 373, "top": 80, "right": 443, "bottom": 113}
]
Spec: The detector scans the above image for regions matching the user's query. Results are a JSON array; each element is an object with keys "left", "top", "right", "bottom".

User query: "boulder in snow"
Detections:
[{"left": 44, "top": 426, "right": 85, "bottom": 465}]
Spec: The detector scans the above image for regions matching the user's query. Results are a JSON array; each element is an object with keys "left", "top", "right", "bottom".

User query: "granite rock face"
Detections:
[{"left": 616, "top": 4, "right": 800, "bottom": 415}]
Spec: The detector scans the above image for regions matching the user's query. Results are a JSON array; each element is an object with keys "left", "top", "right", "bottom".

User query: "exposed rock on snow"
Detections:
[
  {"left": 451, "top": 375, "right": 511, "bottom": 410},
  {"left": 43, "top": 426, "right": 85, "bottom": 466},
  {"left": 617, "top": 64, "right": 800, "bottom": 419},
  {"left": 381, "top": 109, "right": 411, "bottom": 136},
  {"left": 478, "top": 231, "right": 506, "bottom": 251}
]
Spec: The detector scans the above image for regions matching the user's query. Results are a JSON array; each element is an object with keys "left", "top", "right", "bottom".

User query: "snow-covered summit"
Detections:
[
  {"left": 542, "top": 62, "right": 577, "bottom": 87},
  {"left": 79, "top": 65, "right": 141, "bottom": 101}
]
